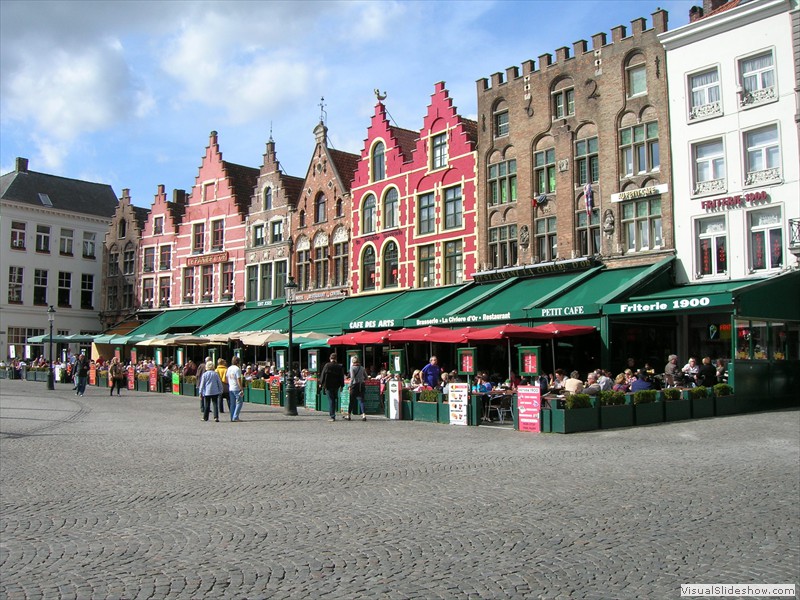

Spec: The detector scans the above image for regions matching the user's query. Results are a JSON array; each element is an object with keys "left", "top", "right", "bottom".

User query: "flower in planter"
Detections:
[
  {"left": 250, "top": 379, "right": 266, "bottom": 389},
  {"left": 182, "top": 375, "right": 197, "bottom": 384},
  {"left": 136, "top": 373, "right": 149, "bottom": 381}
]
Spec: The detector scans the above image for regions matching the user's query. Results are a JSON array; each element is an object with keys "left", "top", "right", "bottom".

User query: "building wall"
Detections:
[
  {"left": 661, "top": 0, "right": 800, "bottom": 283},
  {"left": 138, "top": 185, "right": 185, "bottom": 310},
  {"left": 475, "top": 9, "right": 674, "bottom": 274}
]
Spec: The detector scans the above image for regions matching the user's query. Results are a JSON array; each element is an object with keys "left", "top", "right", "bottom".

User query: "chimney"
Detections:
[
  {"left": 121, "top": 188, "right": 131, "bottom": 201},
  {"left": 652, "top": 8, "right": 668, "bottom": 32},
  {"left": 173, "top": 189, "right": 187, "bottom": 205},
  {"left": 15, "top": 157, "right": 29, "bottom": 173},
  {"left": 689, "top": 5, "right": 704, "bottom": 21},
  {"left": 703, "top": 0, "right": 728, "bottom": 13}
]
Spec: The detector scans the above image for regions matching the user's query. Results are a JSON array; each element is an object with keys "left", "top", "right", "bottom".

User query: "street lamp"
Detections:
[
  {"left": 47, "top": 305, "right": 55, "bottom": 391},
  {"left": 284, "top": 276, "right": 298, "bottom": 416}
]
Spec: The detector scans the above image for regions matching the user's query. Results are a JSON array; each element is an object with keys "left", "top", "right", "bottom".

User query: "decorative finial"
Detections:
[
  {"left": 374, "top": 89, "right": 387, "bottom": 101},
  {"left": 319, "top": 97, "right": 327, "bottom": 124},
  {"left": 269, "top": 121, "right": 274, "bottom": 143}
]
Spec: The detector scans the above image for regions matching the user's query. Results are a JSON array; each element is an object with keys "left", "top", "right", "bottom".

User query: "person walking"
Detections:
[
  {"left": 347, "top": 357, "right": 368, "bottom": 421},
  {"left": 198, "top": 360, "right": 223, "bottom": 422},
  {"left": 109, "top": 357, "right": 125, "bottom": 396},
  {"left": 319, "top": 353, "right": 345, "bottom": 422},
  {"left": 195, "top": 356, "right": 210, "bottom": 415},
  {"left": 227, "top": 356, "right": 244, "bottom": 422},
  {"left": 74, "top": 353, "right": 89, "bottom": 396},
  {"left": 215, "top": 358, "right": 229, "bottom": 414}
]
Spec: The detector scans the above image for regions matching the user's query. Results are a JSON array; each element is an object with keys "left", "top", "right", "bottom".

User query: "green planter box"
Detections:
[
  {"left": 634, "top": 401, "right": 664, "bottom": 425},
  {"left": 413, "top": 401, "right": 438, "bottom": 423},
  {"left": 540, "top": 408, "right": 552, "bottom": 432},
  {"left": 664, "top": 399, "right": 691, "bottom": 421},
  {"left": 25, "top": 370, "right": 36, "bottom": 381},
  {"left": 550, "top": 406, "right": 599, "bottom": 433},
  {"left": 136, "top": 379, "right": 149, "bottom": 392},
  {"left": 0, "top": 369, "right": 7, "bottom": 379},
  {"left": 401, "top": 399, "right": 414, "bottom": 420},
  {"left": 714, "top": 395, "right": 739, "bottom": 416},
  {"left": 600, "top": 404, "right": 634, "bottom": 429},
  {"left": 691, "top": 395, "right": 714, "bottom": 418},
  {"left": 249, "top": 387, "right": 267, "bottom": 405},
  {"left": 36, "top": 370, "right": 50, "bottom": 382},
  {"left": 437, "top": 399, "right": 450, "bottom": 424},
  {"left": 181, "top": 382, "right": 196, "bottom": 397}
]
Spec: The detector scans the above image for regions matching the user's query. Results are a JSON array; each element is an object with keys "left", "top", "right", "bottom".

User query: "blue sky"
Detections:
[{"left": 0, "top": 0, "right": 695, "bottom": 208}]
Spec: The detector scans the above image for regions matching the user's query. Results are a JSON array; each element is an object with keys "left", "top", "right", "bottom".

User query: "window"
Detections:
[
  {"left": 333, "top": 242, "right": 348, "bottom": 287},
  {"left": 118, "top": 219, "right": 127, "bottom": 239},
  {"left": 362, "top": 247, "right": 376, "bottom": 291},
  {"left": 689, "top": 68, "right": 721, "bottom": 120},
  {"left": 274, "top": 261, "right": 287, "bottom": 299},
  {"left": 8, "top": 266, "right": 23, "bottom": 303},
  {"left": 315, "top": 194, "right": 326, "bottom": 223},
  {"left": 534, "top": 149, "right": 556, "bottom": 195},
  {"left": 192, "top": 223, "right": 205, "bottom": 253},
  {"left": 494, "top": 108, "right": 509, "bottom": 138},
  {"left": 159, "top": 245, "right": 171, "bottom": 271},
  {"left": 744, "top": 125, "right": 781, "bottom": 186},
  {"left": 253, "top": 224, "right": 265, "bottom": 246},
  {"left": 183, "top": 268, "right": 195, "bottom": 303},
  {"left": 535, "top": 217, "right": 557, "bottom": 262},
  {"left": 59, "top": 228, "right": 74, "bottom": 256},
  {"left": 159, "top": 277, "right": 171, "bottom": 306},
  {"left": 740, "top": 51, "right": 775, "bottom": 106},
  {"left": 107, "top": 285, "right": 118, "bottom": 311},
  {"left": 362, "top": 195, "right": 376, "bottom": 234},
  {"left": 108, "top": 249, "right": 119, "bottom": 277},
  {"left": 201, "top": 266, "right": 213, "bottom": 301},
  {"left": 81, "top": 274, "right": 94, "bottom": 309},
  {"left": 123, "top": 244, "right": 135, "bottom": 275},
  {"left": 696, "top": 217, "right": 727, "bottom": 277},
  {"left": 143, "top": 247, "right": 155, "bottom": 272},
  {"left": 371, "top": 142, "right": 385, "bottom": 182},
  {"left": 264, "top": 187, "right": 273, "bottom": 210},
  {"left": 335, "top": 198, "right": 344, "bottom": 218},
  {"left": 153, "top": 216, "right": 163, "bottom": 235},
  {"left": 418, "top": 193, "right": 435, "bottom": 235},
  {"left": 270, "top": 220, "right": 283, "bottom": 244},
  {"left": 211, "top": 220, "right": 224, "bottom": 250},
  {"left": 8, "top": 326, "right": 42, "bottom": 360},
  {"left": 490, "top": 225, "right": 519, "bottom": 268},
  {"left": 620, "top": 122, "right": 659, "bottom": 177},
  {"left": 142, "top": 279, "right": 155, "bottom": 307},
  {"left": 298, "top": 210, "right": 306, "bottom": 228},
  {"left": 622, "top": 198, "right": 662, "bottom": 252},
  {"left": 315, "top": 246, "right": 329, "bottom": 289},
  {"left": 221, "top": 263, "right": 233, "bottom": 299},
  {"left": 297, "top": 250, "right": 310, "bottom": 291},
  {"left": 693, "top": 139, "right": 726, "bottom": 194},
  {"left": 247, "top": 266, "right": 258, "bottom": 301},
  {"left": 488, "top": 159, "right": 517, "bottom": 205},
  {"left": 419, "top": 244, "right": 436, "bottom": 288},
  {"left": 34, "top": 269, "right": 48, "bottom": 305},
  {"left": 444, "top": 186, "right": 462, "bottom": 230},
  {"left": 11, "top": 222, "right": 26, "bottom": 250},
  {"left": 576, "top": 208, "right": 600, "bottom": 257},
  {"left": 82, "top": 232, "right": 96, "bottom": 258},
  {"left": 383, "top": 188, "right": 399, "bottom": 229},
  {"left": 576, "top": 137, "right": 599, "bottom": 185},
  {"left": 260, "top": 263, "right": 273, "bottom": 300},
  {"left": 383, "top": 242, "right": 398, "bottom": 288},
  {"left": 36, "top": 225, "right": 50, "bottom": 253},
  {"left": 202, "top": 182, "right": 214, "bottom": 202},
  {"left": 58, "top": 272, "right": 71, "bottom": 307},
  {"left": 749, "top": 207, "right": 783, "bottom": 271},
  {"left": 123, "top": 283, "right": 134, "bottom": 310},
  {"left": 431, "top": 132, "right": 447, "bottom": 169},
  {"left": 552, "top": 87, "right": 575, "bottom": 119},
  {"left": 627, "top": 62, "right": 647, "bottom": 97},
  {"left": 443, "top": 240, "right": 463, "bottom": 285}
]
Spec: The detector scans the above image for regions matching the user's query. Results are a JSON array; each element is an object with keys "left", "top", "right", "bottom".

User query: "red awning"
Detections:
[
  {"left": 327, "top": 330, "right": 392, "bottom": 346},
  {"left": 526, "top": 323, "right": 597, "bottom": 338},
  {"left": 462, "top": 324, "right": 544, "bottom": 341},
  {"left": 384, "top": 326, "right": 453, "bottom": 343}
]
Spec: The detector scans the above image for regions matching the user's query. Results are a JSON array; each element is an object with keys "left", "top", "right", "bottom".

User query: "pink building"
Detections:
[
  {"left": 350, "top": 83, "right": 478, "bottom": 292},
  {"left": 138, "top": 185, "right": 185, "bottom": 310}
]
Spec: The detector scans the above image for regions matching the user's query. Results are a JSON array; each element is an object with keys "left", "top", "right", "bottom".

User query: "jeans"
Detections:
[
  {"left": 348, "top": 391, "right": 364, "bottom": 416},
  {"left": 326, "top": 387, "right": 339, "bottom": 419},
  {"left": 202, "top": 394, "right": 220, "bottom": 421},
  {"left": 110, "top": 377, "right": 124, "bottom": 395},
  {"left": 230, "top": 389, "right": 243, "bottom": 421},
  {"left": 76, "top": 376, "right": 87, "bottom": 395}
]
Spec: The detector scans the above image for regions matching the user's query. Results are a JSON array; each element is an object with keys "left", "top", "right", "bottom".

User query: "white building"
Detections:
[
  {"left": 660, "top": 0, "right": 800, "bottom": 284},
  {"left": 0, "top": 158, "right": 118, "bottom": 361}
]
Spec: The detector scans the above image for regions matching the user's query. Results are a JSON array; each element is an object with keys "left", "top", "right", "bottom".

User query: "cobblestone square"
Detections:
[{"left": 1, "top": 379, "right": 798, "bottom": 599}]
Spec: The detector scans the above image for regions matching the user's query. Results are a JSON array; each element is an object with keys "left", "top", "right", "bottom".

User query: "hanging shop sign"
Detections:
[{"left": 604, "top": 293, "right": 731, "bottom": 315}]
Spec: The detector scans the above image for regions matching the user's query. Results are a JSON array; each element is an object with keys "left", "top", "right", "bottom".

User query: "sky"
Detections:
[{"left": 0, "top": 0, "right": 697, "bottom": 208}]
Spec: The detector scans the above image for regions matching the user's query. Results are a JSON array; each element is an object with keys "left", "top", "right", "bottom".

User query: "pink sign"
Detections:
[{"left": 516, "top": 385, "right": 541, "bottom": 433}]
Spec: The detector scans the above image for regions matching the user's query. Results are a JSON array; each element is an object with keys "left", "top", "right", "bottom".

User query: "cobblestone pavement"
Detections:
[{"left": 1, "top": 379, "right": 798, "bottom": 600}]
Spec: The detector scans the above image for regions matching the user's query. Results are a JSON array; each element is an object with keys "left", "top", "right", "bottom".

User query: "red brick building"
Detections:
[{"left": 139, "top": 185, "right": 185, "bottom": 310}]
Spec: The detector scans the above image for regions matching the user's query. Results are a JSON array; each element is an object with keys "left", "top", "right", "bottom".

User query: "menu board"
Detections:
[
  {"left": 127, "top": 366, "right": 135, "bottom": 390},
  {"left": 304, "top": 377, "right": 317, "bottom": 408},
  {"left": 172, "top": 372, "right": 180, "bottom": 395},
  {"left": 362, "top": 380, "right": 382, "bottom": 414},
  {"left": 457, "top": 348, "right": 476, "bottom": 376},
  {"left": 149, "top": 366, "right": 158, "bottom": 392},
  {"left": 89, "top": 363, "right": 96, "bottom": 386},
  {"left": 518, "top": 346, "right": 541, "bottom": 377},
  {"left": 448, "top": 383, "right": 469, "bottom": 426},
  {"left": 517, "top": 385, "right": 541, "bottom": 433},
  {"left": 269, "top": 380, "right": 281, "bottom": 406}
]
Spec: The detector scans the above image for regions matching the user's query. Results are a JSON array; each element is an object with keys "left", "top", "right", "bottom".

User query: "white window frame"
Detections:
[
  {"left": 692, "top": 138, "right": 726, "bottom": 195},
  {"left": 743, "top": 124, "right": 781, "bottom": 186},
  {"left": 695, "top": 216, "right": 728, "bottom": 278},
  {"left": 688, "top": 66, "right": 722, "bottom": 121}
]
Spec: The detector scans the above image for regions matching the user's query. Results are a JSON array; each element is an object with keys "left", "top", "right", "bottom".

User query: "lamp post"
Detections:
[
  {"left": 47, "top": 305, "right": 55, "bottom": 391},
  {"left": 284, "top": 276, "right": 298, "bottom": 416}
]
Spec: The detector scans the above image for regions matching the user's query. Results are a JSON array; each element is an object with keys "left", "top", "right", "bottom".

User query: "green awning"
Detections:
[
  {"left": 603, "top": 279, "right": 759, "bottom": 316},
  {"left": 407, "top": 281, "right": 510, "bottom": 327},
  {"left": 300, "top": 338, "right": 332, "bottom": 349},
  {"left": 126, "top": 309, "right": 197, "bottom": 337},
  {"left": 268, "top": 336, "right": 319, "bottom": 348},
  {"left": 243, "top": 300, "right": 342, "bottom": 333},
  {"left": 170, "top": 305, "right": 236, "bottom": 330},
  {"left": 291, "top": 293, "right": 404, "bottom": 335},
  {"left": 346, "top": 285, "right": 467, "bottom": 330},
  {"left": 195, "top": 305, "right": 283, "bottom": 335}
]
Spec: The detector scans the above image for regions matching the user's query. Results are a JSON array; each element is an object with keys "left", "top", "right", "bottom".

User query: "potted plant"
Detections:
[
  {"left": 598, "top": 390, "right": 633, "bottom": 429},
  {"left": 662, "top": 387, "right": 691, "bottom": 422},
  {"left": 689, "top": 385, "right": 714, "bottom": 418},
  {"left": 35, "top": 366, "right": 50, "bottom": 382},
  {"left": 413, "top": 388, "right": 440, "bottom": 423},
  {"left": 136, "top": 372, "right": 149, "bottom": 392},
  {"left": 633, "top": 389, "right": 663, "bottom": 425},
  {"left": 550, "top": 393, "right": 599, "bottom": 433},
  {"left": 249, "top": 378, "right": 267, "bottom": 405},
  {"left": 712, "top": 383, "right": 738, "bottom": 416},
  {"left": 181, "top": 375, "right": 197, "bottom": 397}
]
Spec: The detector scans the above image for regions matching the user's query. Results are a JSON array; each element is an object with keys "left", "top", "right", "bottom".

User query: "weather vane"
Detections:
[
  {"left": 374, "top": 89, "right": 387, "bottom": 101},
  {"left": 319, "top": 97, "right": 327, "bottom": 125}
]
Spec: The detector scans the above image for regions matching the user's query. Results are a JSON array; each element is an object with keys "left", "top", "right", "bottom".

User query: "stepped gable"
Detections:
[
  {"left": 328, "top": 148, "right": 360, "bottom": 194},
  {"left": 389, "top": 125, "right": 418, "bottom": 163},
  {"left": 223, "top": 159, "right": 259, "bottom": 215}
]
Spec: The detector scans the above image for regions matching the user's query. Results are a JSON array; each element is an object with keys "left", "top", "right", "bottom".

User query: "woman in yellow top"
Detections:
[{"left": 215, "top": 358, "right": 229, "bottom": 414}]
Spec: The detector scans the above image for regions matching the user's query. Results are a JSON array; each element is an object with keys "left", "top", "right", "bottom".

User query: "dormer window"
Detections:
[
  {"left": 371, "top": 142, "right": 385, "bottom": 182},
  {"left": 264, "top": 187, "right": 273, "bottom": 210}
]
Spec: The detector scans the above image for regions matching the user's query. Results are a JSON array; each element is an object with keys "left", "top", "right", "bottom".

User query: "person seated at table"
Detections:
[
  {"left": 583, "top": 372, "right": 602, "bottom": 396},
  {"left": 612, "top": 373, "right": 629, "bottom": 392},
  {"left": 697, "top": 356, "right": 717, "bottom": 388},
  {"left": 681, "top": 357, "right": 699, "bottom": 386},
  {"left": 549, "top": 369, "right": 567, "bottom": 393},
  {"left": 597, "top": 369, "right": 613, "bottom": 391},
  {"left": 409, "top": 370, "right": 424, "bottom": 390},
  {"left": 509, "top": 370, "right": 522, "bottom": 389},
  {"left": 630, "top": 369, "right": 653, "bottom": 392},
  {"left": 563, "top": 370, "right": 584, "bottom": 394},
  {"left": 471, "top": 374, "right": 492, "bottom": 393},
  {"left": 715, "top": 358, "right": 728, "bottom": 383}
]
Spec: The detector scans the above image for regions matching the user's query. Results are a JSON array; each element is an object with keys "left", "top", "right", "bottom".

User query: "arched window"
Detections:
[
  {"left": 298, "top": 210, "right": 306, "bottom": 228},
  {"left": 314, "top": 193, "right": 326, "bottom": 223},
  {"left": 264, "top": 187, "right": 272, "bottom": 210},
  {"left": 362, "top": 247, "right": 376, "bottom": 291},
  {"left": 626, "top": 53, "right": 647, "bottom": 97},
  {"left": 383, "top": 188, "right": 399, "bottom": 229},
  {"left": 371, "top": 142, "right": 385, "bottom": 182},
  {"left": 383, "top": 241, "right": 398, "bottom": 288},
  {"left": 118, "top": 219, "right": 127, "bottom": 239},
  {"left": 362, "top": 194, "right": 376, "bottom": 234},
  {"left": 336, "top": 198, "right": 344, "bottom": 217}
]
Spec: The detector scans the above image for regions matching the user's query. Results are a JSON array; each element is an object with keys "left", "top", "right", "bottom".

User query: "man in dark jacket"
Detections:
[
  {"left": 319, "top": 353, "right": 345, "bottom": 422},
  {"left": 75, "top": 354, "right": 90, "bottom": 396},
  {"left": 697, "top": 356, "right": 717, "bottom": 388}
]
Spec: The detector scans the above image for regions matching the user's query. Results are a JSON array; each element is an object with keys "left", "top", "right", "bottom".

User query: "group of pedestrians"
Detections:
[{"left": 197, "top": 356, "right": 244, "bottom": 422}]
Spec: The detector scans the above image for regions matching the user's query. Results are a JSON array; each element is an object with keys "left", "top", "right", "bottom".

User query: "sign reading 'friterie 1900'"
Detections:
[{"left": 187, "top": 251, "right": 229, "bottom": 267}]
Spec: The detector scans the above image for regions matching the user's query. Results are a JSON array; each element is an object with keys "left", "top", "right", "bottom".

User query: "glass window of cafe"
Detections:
[
  {"left": 734, "top": 319, "right": 799, "bottom": 361},
  {"left": 687, "top": 313, "right": 733, "bottom": 362}
]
